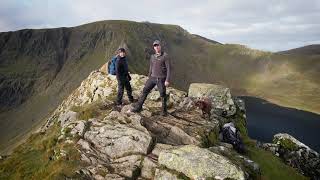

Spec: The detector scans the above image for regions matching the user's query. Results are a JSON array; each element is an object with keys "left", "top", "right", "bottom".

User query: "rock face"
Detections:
[
  {"left": 158, "top": 145, "right": 245, "bottom": 180},
  {"left": 188, "top": 83, "right": 236, "bottom": 117},
  {"left": 260, "top": 133, "right": 320, "bottom": 179},
  {"left": 39, "top": 71, "right": 259, "bottom": 179}
]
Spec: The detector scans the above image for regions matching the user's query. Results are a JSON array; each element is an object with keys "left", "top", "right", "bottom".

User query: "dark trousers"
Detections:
[
  {"left": 117, "top": 76, "right": 133, "bottom": 104},
  {"left": 136, "top": 77, "right": 167, "bottom": 112}
]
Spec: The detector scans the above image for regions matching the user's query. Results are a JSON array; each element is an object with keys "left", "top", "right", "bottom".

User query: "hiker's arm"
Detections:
[
  {"left": 115, "top": 59, "right": 120, "bottom": 80},
  {"left": 148, "top": 57, "right": 152, "bottom": 77},
  {"left": 125, "top": 61, "right": 131, "bottom": 80},
  {"left": 125, "top": 60, "right": 129, "bottom": 76},
  {"left": 165, "top": 55, "right": 171, "bottom": 83}
]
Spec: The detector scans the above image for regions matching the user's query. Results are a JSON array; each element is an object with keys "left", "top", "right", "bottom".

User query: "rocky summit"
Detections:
[{"left": 34, "top": 70, "right": 260, "bottom": 179}]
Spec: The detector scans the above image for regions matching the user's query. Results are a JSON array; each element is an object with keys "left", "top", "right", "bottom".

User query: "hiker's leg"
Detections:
[
  {"left": 133, "top": 78, "right": 156, "bottom": 111},
  {"left": 157, "top": 78, "right": 167, "bottom": 115},
  {"left": 137, "top": 78, "right": 156, "bottom": 105},
  {"left": 124, "top": 78, "right": 134, "bottom": 102},
  {"left": 156, "top": 78, "right": 166, "bottom": 98},
  {"left": 116, "top": 78, "right": 125, "bottom": 105}
]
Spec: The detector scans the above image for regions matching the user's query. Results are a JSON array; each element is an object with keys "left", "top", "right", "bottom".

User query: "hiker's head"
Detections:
[
  {"left": 153, "top": 40, "right": 161, "bottom": 54},
  {"left": 118, "top": 48, "right": 126, "bottom": 57}
]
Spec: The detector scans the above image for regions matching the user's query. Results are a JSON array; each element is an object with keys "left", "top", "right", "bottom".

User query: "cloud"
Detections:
[{"left": 0, "top": 0, "right": 319, "bottom": 51}]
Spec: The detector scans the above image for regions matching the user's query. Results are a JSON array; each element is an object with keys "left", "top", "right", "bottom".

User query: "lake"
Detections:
[{"left": 241, "top": 96, "right": 320, "bottom": 152}]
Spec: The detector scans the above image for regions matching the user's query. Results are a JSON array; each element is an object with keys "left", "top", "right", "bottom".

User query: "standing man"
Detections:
[
  {"left": 115, "top": 48, "right": 134, "bottom": 105},
  {"left": 131, "top": 40, "right": 171, "bottom": 116}
]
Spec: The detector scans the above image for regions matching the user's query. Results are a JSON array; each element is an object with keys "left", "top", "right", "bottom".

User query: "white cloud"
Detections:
[{"left": 0, "top": 0, "right": 319, "bottom": 51}]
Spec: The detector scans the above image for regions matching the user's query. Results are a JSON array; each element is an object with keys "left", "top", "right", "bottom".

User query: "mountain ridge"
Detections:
[
  {"left": 0, "top": 70, "right": 312, "bottom": 179},
  {"left": 0, "top": 19, "right": 319, "bottom": 155},
  {"left": 277, "top": 44, "right": 320, "bottom": 56}
]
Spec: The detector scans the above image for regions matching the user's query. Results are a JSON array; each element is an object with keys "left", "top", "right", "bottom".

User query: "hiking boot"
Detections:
[
  {"left": 129, "top": 98, "right": 137, "bottom": 103},
  {"left": 160, "top": 111, "right": 168, "bottom": 116},
  {"left": 131, "top": 103, "right": 142, "bottom": 113},
  {"left": 160, "top": 96, "right": 168, "bottom": 116},
  {"left": 114, "top": 101, "right": 122, "bottom": 106}
]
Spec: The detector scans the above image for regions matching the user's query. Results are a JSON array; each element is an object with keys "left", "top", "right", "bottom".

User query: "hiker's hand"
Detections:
[{"left": 165, "top": 81, "right": 169, "bottom": 87}]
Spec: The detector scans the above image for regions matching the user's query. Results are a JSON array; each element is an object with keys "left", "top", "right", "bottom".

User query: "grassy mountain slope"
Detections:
[
  {"left": 0, "top": 20, "right": 319, "bottom": 154},
  {"left": 278, "top": 44, "right": 320, "bottom": 56}
]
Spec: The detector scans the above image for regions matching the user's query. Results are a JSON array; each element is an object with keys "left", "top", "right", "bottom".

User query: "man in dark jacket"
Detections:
[
  {"left": 115, "top": 48, "right": 134, "bottom": 105},
  {"left": 131, "top": 40, "right": 171, "bottom": 116}
]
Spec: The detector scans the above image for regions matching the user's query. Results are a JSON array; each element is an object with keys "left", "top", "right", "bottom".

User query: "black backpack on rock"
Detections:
[{"left": 221, "top": 122, "right": 245, "bottom": 153}]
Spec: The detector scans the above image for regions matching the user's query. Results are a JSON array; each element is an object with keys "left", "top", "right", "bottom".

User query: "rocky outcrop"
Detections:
[
  {"left": 39, "top": 71, "right": 260, "bottom": 179},
  {"left": 157, "top": 145, "right": 245, "bottom": 180},
  {"left": 259, "top": 133, "right": 320, "bottom": 179},
  {"left": 188, "top": 83, "right": 237, "bottom": 117}
]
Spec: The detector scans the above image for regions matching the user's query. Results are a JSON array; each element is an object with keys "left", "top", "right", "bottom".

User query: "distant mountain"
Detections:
[
  {"left": 0, "top": 20, "right": 319, "bottom": 154},
  {"left": 277, "top": 44, "right": 320, "bottom": 56},
  {"left": 191, "top": 34, "right": 221, "bottom": 44}
]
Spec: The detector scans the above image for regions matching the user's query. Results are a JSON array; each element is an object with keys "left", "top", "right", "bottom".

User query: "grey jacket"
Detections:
[{"left": 148, "top": 52, "right": 171, "bottom": 82}]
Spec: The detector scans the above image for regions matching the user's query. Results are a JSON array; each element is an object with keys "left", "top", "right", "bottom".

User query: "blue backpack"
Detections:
[{"left": 107, "top": 56, "right": 118, "bottom": 75}]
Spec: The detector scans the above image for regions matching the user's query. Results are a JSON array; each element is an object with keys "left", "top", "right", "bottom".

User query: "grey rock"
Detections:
[
  {"left": 141, "top": 156, "right": 158, "bottom": 179},
  {"left": 274, "top": 133, "right": 315, "bottom": 152},
  {"left": 237, "top": 155, "right": 261, "bottom": 178},
  {"left": 152, "top": 143, "right": 176, "bottom": 157},
  {"left": 149, "top": 90, "right": 161, "bottom": 101},
  {"left": 141, "top": 111, "right": 219, "bottom": 147},
  {"left": 77, "top": 139, "right": 91, "bottom": 151},
  {"left": 258, "top": 142, "right": 279, "bottom": 155},
  {"left": 166, "top": 126, "right": 200, "bottom": 145},
  {"left": 158, "top": 145, "right": 245, "bottom": 180},
  {"left": 121, "top": 104, "right": 133, "bottom": 114},
  {"left": 188, "top": 83, "right": 236, "bottom": 117},
  {"left": 178, "top": 97, "right": 195, "bottom": 111},
  {"left": 80, "top": 154, "right": 92, "bottom": 164},
  {"left": 233, "top": 97, "right": 246, "bottom": 112},
  {"left": 167, "top": 87, "right": 187, "bottom": 105},
  {"left": 71, "top": 120, "right": 87, "bottom": 137},
  {"left": 141, "top": 110, "right": 152, "bottom": 118},
  {"left": 111, "top": 155, "right": 142, "bottom": 178},
  {"left": 84, "top": 123, "right": 152, "bottom": 159},
  {"left": 58, "top": 111, "right": 77, "bottom": 127},
  {"left": 76, "top": 168, "right": 92, "bottom": 179},
  {"left": 154, "top": 168, "right": 180, "bottom": 180},
  {"left": 261, "top": 133, "right": 320, "bottom": 179},
  {"left": 104, "top": 174, "right": 125, "bottom": 180}
]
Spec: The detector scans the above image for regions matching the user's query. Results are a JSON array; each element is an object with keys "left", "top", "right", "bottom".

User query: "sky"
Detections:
[{"left": 0, "top": 0, "right": 320, "bottom": 52}]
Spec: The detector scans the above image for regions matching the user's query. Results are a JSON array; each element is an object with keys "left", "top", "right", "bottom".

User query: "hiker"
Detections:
[
  {"left": 114, "top": 48, "right": 134, "bottom": 105},
  {"left": 131, "top": 40, "right": 171, "bottom": 116}
]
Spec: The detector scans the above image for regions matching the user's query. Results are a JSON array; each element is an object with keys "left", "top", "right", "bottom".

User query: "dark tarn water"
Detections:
[{"left": 241, "top": 96, "right": 320, "bottom": 153}]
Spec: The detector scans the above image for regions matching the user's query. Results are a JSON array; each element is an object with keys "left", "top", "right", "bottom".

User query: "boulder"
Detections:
[
  {"left": 154, "top": 168, "right": 180, "bottom": 180},
  {"left": 188, "top": 83, "right": 236, "bottom": 116},
  {"left": 140, "top": 143, "right": 176, "bottom": 179},
  {"left": 209, "top": 144, "right": 261, "bottom": 179},
  {"left": 158, "top": 145, "right": 245, "bottom": 180},
  {"left": 70, "top": 120, "right": 88, "bottom": 137},
  {"left": 84, "top": 121, "right": 152, "bottom": 159},
  {"left": 261, "top": 133, "right": 320, "bottom": 179},
  {"left": 141, "top": 110, "right": 219, "bottom": 147},
  {"left": 58, "top": 111, "right": 77, "bottom": 127}
]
